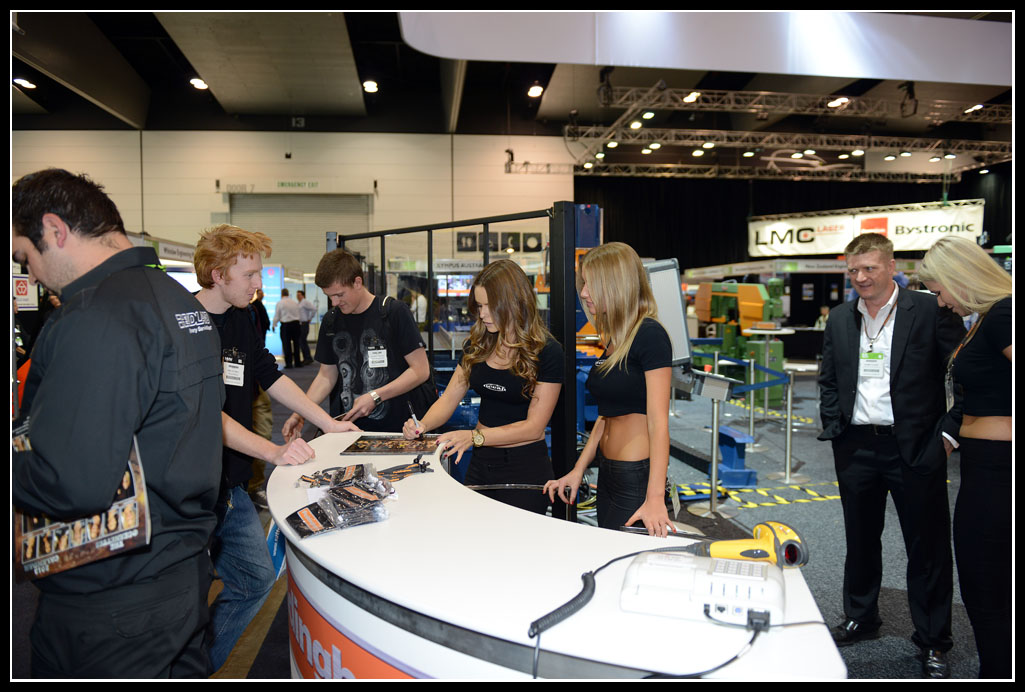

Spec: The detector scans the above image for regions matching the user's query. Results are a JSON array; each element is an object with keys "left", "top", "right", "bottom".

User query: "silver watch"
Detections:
[{"left": 369, "top": 390, "right": 381, "bottom": 405}]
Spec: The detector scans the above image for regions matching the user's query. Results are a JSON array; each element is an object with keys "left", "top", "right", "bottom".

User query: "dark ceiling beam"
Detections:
[
  {"left": 12, "top": 12, "right": 150, "bottom": 129},
  {"left": 440, "top": 59, "right": 467, "bottom": 133}
]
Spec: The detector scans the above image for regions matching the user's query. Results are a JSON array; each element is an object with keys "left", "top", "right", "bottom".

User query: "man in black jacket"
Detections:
[
  {"left": 12, "top": 168, "right": 224, "bottom": 678},
  {"left": 818, "top": 233, "right": 965, "bottom": 678}
]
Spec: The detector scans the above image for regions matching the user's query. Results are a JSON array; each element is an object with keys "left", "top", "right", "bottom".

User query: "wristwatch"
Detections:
[
  {"left": 369, "top": 390, "right": 382, "bottom": 406},
  {"left": 471, "top": 429, "right": 485, "bottom": 447}
]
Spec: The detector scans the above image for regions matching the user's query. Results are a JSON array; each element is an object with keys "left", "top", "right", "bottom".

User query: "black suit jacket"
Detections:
[{"left": 818, "top": 286, "right": 965, "bottom": 473}]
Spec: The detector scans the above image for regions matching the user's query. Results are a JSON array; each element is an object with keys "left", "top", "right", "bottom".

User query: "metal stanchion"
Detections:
[
  {"left": 689, "top": 352, "right": 736, "bottom": 519},
  {"left": 746, "top": 356, "right": 766, "bottom": 452},
  {"left": 766, "top": 372, "right": 810, "bottom": 485}
]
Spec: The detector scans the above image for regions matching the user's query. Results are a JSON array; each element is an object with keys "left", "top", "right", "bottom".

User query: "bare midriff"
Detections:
[
  {"left": 600, "top": 413, "right": 650, "bottom": 461},
  {"left": 960, "top": 415, "right": 1012, "bottom": 442}
]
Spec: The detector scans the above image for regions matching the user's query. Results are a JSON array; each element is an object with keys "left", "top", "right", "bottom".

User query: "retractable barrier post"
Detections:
[
  {"left": 688, "top": 351, "right": 736, "bottom": 519},
  {"left": 766, "top": 371, "right": 810, "bottom": 485}
]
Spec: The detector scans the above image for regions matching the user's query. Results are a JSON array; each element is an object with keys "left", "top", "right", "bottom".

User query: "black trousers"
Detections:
[
  {"left": 299, "top": 321, "right": 313, "bottom": 362},
  {"left": 954, "top": 438, "right": 1011, "bottom": 679},
  {"left": 30, "top": 554, "right": 212, "bottom": 678},
  {"left": 832, "top": 426, "right": 953, "bottom": 651},
  {"left": 596, "top": 452, "right": 650, "bottom": 531},
  {"left": 280, "top": 321, "right": 303, "bottom": 368},
  {"left": 463, "top": 440, "right": 553, "bottom": 515}
]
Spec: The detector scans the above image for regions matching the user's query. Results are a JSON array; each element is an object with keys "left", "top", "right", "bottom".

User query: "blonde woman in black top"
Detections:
[
  {"left": 403, "top": 259, "right": 563, "bottom": 513},
  {"left": 919, "top": 236, "right": 1012, "bottom": 679},
  {"left": 544, "top": 243, "right": 675, "bottom": 537}
]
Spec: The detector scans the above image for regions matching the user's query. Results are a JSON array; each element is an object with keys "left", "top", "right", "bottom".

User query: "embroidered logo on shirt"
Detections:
[
  {"left": 175, "top": 310, "right": 213, "bottom": 334},
  {"left": 482, "top": 383, "right": 506, "bottom": 392}
]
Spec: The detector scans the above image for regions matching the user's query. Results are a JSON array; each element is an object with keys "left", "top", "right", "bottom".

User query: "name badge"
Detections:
[
  {"left": 859, "top": 351, "right": 886, "bottom": 379},
  {"left": 368, "top": 348, "right": 388, "bottom": 369},
  {"left": 223, "top": 349, "right": 246, "bottom": 387}
]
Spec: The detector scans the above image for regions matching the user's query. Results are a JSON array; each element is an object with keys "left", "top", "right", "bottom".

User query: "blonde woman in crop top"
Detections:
[
  {"left": 403, "top": 259, "right": 563, "bottom": 514},
  {"left": 919, "top": 237, "right": 1011, "bottom": 679},
  {"left": 544, "top": 243, "right": 675, "bottom": 537}
]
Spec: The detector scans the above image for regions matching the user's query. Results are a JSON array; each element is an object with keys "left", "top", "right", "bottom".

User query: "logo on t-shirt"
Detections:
[{"left": 482, "top": 383, "right": 506, "bottom": 392}]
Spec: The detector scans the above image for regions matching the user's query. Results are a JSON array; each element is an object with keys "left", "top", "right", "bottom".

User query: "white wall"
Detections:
[{"left": 12, "top": 130, "right": 575, "bottom": 274}]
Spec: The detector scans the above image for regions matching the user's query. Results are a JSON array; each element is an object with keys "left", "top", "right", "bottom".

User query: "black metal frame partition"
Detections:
[{"left": 335, "top": 201, "right": 580, "bottom": 521}]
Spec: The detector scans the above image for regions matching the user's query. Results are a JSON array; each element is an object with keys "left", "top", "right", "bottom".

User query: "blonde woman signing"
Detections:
[
  {"left": 544, "top": 243, "right": 675, "bottom": 537},
  {"left": 918, "top": 236, "right": 1012, "bottom": 680},
  {"left": 403, "top": 259, "right": 563, "bottom": 514}
]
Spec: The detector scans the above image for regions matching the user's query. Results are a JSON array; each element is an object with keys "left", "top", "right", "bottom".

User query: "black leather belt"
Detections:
[{"left": 851, "top": 424, "right": 895, "bottom": 436}]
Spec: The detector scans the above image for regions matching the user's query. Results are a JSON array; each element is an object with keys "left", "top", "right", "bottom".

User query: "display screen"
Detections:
[{"left": 437, "top": 274, "right": 474, "bottom": 297}]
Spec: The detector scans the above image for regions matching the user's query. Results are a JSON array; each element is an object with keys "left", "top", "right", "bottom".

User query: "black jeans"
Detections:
[
  {"left": 463, "top": 439, "right": 553, "bottom": 514},
  {"left": 596, "top": 451, "right": 649, "bottom": 531}
]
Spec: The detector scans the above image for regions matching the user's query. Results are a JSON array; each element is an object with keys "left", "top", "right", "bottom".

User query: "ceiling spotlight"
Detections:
[
  {"left": 827, "top": 96, "right": 850, "bottom": 108},
  {"left": 682, "top": 91, "right": 700, "bottom": 103},
  {"left": 606, "top": 140, "right": 618, "bottom": 148},
  {"left": 803, "top": 149, "right": 816, "bottom": 156},
  {"left": 13, "top": 78, "right": 36, "bottom": 89},
  {"left": 527, "top": 82, "right": 544, "bottom": 98},
  {"left": 630, "top": 121, "right": 643, "bottom": 129},
  {"left": 929, "top": 155, "right": 942, "bottom": 162},
  {"left": 963, "top": 104, "right": 983, "bottom": 114},
  {"left": 641, "top": 148, "right": 652, "bottom": 155},
  {"left": 692, "top": 149, "right": 705, "bottom": 157},
  {"left": 642, "top": 111, "right": 655, "bottom": 120},
  {"left": 742, "top": 151, "right": 755, "bottom": 158},
  {"left": 838, "top": 153, "right": 849, "bottom": 160},
  {"left": 900, "top": 151, "right": 912, "bottom": 157},
  {"left": 595, "top": 151, "right": 605, "bottom": 159},
  {"left": 583, "top": 161, "right": 594, "bottom": 169},
  {"left": 979, "top": 169, "right": 990, "bottom": 174},
  {"left": 851, "top": 149, "right": 865, "bottom": 157},
  {"left": 649, "top": 142, "right": 661, "bottom": 150},
  {"left": 791, "top": 152, "right": 804, "bottom": 159},
  {"left": 363, "top": 80, "right": 379, "bottom": 93},
  {"left": 884, "top": 153, "right": 896, "bottom": 161},
  {"left": 944, "top": 152, "right": 956, "bottom": 159},
  {"left": 702, "top": 141, "right": 715, "bottom": 149},
  {"left": 190, "top": 78, "right": 209, "bottom": 90}
]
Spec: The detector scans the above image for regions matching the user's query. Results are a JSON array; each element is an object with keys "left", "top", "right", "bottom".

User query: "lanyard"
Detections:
[{"left": 862, "top": 302, "right": 896, "bottom": 352}]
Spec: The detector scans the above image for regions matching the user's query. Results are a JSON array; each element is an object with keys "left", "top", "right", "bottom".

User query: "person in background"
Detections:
[
  {"left": 272, "top": 287, "right": 303, "bottom": 369},
  {"left": 817, "top": 232, "right": 964, "bottom": 678},
  {"left": 918, "top": 236, "right": 1012, "bottom": 680},
  {"left": 814, "top": 304, "right": 830, "bottom": 330},
  {"left": 544, "top": 242, "right": 675, "bottom": 537},
  {"left": 403, "top": 259, "right": 563, "bottom": 514},
  {"left": 249, "top": 288, "right": 270, "bottom": 347},
  {"left": 296, "top": 289, "right": 316, "bottom": 366}
]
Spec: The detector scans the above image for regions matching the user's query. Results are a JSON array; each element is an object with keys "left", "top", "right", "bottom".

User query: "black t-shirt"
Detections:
[
  {"left": 586, "top": 318, "right": 672, "bottom": 417},
  {"left": 468, "top": 338, "right": 564, "bottom": 427},
  {"left": 211, "top": 306, "right": 283, "bottom": 487},
  {"left": 951, "top": 297, "right": 1011, "bottom": 417},
  {"left": 315, "top": 295, "right": 425, "bottom": 432}
]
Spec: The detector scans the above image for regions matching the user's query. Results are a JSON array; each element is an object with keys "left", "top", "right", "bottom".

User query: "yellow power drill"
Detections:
[{"left": 679, "top": 520, "right": 808, "bottom": 568}]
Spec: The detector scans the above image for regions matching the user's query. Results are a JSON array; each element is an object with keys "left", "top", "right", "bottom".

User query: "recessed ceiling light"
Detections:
[
  {"left": 13, "top": 78, "right": 36, "bottom": 89},
  {"left": 190, "top": 78, "right": 209, "bottom": 90},
  {"left": 527, "top": 82, "right": 544, "bottom": 98},
  {"left": 363, "top": 80, "right": 379, "bottom": 93}
]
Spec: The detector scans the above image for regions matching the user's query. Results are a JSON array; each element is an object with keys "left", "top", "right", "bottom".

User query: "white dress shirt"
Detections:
[{"left": 851, "top": 281, "right": 899, "bottom": 426}]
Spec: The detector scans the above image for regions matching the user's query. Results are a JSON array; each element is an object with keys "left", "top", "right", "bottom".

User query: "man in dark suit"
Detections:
[{"left": 818, "top": 233, "right": 964, "bottom": 678}]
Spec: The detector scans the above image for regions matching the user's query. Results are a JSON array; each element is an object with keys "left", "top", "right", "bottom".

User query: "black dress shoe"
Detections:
[
  {"left": 919, "top": 648, "right": 950, "bottom": 679},
  {"left": 830, "top": 618, "right": 882, "bottom": 646}
]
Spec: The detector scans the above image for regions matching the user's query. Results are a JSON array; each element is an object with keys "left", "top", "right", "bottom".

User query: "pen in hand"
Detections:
[{"left": 407, "top": 401, "right": 423, "bottom": 439}]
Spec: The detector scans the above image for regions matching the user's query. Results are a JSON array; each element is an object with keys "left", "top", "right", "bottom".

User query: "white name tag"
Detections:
[
  {"left": 368, "top": 348, "right": 388, "bottom": 369},
  {"left": 859, "top": 351, "right": 886, "bottom": 379},
  {"left": 223, "top": 360, "right": 245, "bottom": 387}
]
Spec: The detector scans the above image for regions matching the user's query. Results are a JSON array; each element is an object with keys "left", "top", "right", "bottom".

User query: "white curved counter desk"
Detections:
[{"left": 268, "top": 431, "right": 846, "bottom": 679}]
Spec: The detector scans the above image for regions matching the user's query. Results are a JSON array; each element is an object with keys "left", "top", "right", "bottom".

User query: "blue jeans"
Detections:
[
  {"left": 596, "top": 452, "right": 650, "bottom": 531},
  {"left": 209, "top": 485, "right": 276, "bottom": 671}
]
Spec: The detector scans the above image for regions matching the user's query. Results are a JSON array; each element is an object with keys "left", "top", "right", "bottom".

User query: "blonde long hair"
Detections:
[
  {"left": 461, "top": 259, "right": 552, "bottom": 398},
  {"left": 918, "top": 236, "right": 1011, "bottom": 315},
  {"left": 579, "top": 242, "right": 659, "bottom": 373}
]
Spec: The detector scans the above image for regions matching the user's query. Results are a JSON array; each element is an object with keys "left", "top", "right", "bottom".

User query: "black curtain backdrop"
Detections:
[{"left": 573, "top": 161, "right": 1010, "bottom": 270}]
